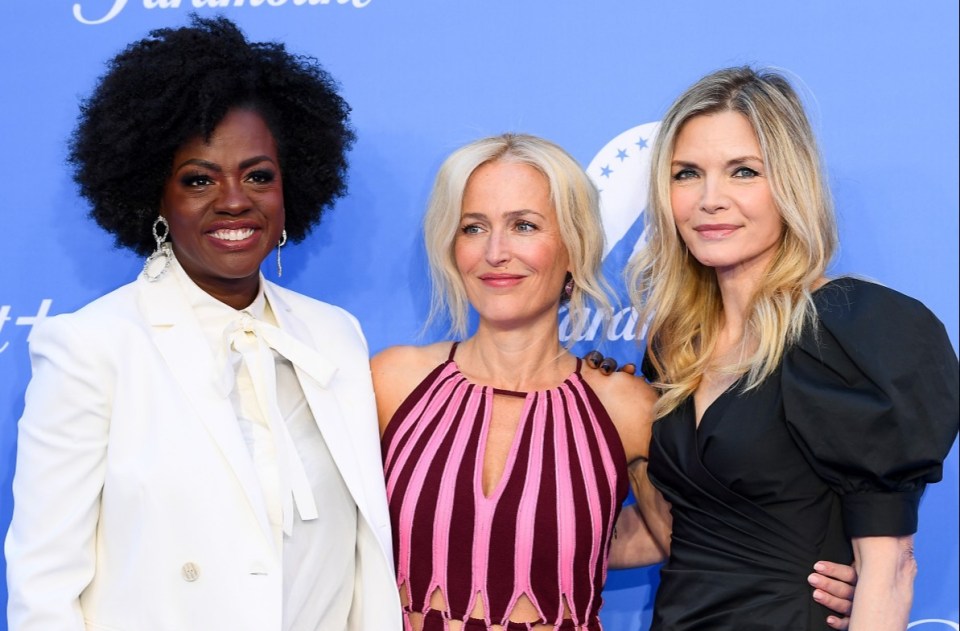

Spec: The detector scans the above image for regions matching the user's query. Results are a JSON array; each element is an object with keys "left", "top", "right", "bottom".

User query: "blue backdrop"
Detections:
[{"left": 1, "top": 2, "right": 957, "bottom": 628}]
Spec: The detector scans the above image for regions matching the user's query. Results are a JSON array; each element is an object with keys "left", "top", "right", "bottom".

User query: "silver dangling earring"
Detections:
[
  {"left": 142, "top": 215, "right": 173, "bottom": 282},
  {"left": 276, "top": 229, "right": 288, "bottom": 277}
]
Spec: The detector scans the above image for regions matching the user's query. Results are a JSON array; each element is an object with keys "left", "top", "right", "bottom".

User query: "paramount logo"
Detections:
[
  {"left": 73, "top": 0, "right": 372, "bottom": 25},
  {"left": 559, "top": 305, "right": 641, "bottom": 344},
  {"left": 588, "top": 121, "right": 660, "bottom": 262},
  {"left": 558, "top": 122, "right": 660, "bottom": 344}
]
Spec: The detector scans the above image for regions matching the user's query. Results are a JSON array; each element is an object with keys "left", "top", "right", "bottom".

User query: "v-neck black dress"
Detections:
[{"left": 646, "top": 278, "right": 959, "bottom": 630}]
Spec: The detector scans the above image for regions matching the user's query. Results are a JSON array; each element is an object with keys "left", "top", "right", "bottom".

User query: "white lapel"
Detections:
[{"left": 136, "top": 273, "right": 274, "bottom": 543}]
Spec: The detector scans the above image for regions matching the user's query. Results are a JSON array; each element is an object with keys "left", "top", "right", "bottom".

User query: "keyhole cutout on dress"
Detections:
[{"left": 479, "top": 391, "right": 528, "bottom": 499}]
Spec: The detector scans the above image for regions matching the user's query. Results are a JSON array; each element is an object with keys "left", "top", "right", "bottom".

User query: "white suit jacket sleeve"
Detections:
[{"left": 6, "top": 314, "right": 112, "bottom": 631}]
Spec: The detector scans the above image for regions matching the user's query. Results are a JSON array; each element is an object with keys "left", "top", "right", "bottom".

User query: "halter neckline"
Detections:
[{"left": 447, "top": 341, "right": 583, "bottom": 397}]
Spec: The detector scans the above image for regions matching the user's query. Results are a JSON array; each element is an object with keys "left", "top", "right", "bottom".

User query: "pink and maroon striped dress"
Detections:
[{"left": 381, "top": 344, "right": 628, "bottom": 631}]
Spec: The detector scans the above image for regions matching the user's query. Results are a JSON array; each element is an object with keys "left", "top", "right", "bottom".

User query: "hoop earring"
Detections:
[
  {"left": 143, "top": 215, "right": 173, "bottom": 282},
  {"left": 276, "top": 229, "right": 288, "bottom": 277}
]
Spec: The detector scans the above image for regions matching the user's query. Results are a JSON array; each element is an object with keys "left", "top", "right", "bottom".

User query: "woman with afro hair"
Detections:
[{"left": 5, "top": 15, "right": 401, "bottom": 631}]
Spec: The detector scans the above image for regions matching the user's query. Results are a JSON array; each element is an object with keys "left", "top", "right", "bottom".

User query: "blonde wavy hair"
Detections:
[
  {"left": 424, "top": 133, "right": 612, "bottom": 342},
  {"left": 627, "top": 66, "right": 838, "bottom": 417}
]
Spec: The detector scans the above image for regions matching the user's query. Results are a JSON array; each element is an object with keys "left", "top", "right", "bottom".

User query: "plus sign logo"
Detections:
[{"left": 0, "top": 300, "right": 54, "bottom": 354}]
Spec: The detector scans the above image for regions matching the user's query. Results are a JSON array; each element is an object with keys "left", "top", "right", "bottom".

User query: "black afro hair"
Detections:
[{"left": 69, "top": 14, "right": 356, "bottom": 256}]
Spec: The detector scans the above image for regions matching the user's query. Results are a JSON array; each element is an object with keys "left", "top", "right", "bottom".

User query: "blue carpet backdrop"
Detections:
[{"left": 1, "top": 2, "right": 957, "bottom": 628}]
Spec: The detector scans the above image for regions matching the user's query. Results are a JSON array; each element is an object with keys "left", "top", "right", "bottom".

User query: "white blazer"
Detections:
[{"left": 5, "top": 271, "right": 402, "bottom": 631}]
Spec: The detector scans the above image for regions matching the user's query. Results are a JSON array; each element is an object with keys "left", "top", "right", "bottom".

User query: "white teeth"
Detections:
[{"left": 211, "top": 228, "right": 255, "bottom": 241}]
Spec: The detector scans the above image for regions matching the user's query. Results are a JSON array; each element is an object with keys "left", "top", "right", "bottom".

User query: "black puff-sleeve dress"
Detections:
[{"left": 646, "top": 278, "right": 959, "bottom": 630}]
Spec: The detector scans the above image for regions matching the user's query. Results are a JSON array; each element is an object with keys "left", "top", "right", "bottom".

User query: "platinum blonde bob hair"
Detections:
[{"left": 424, "top": 133, "right": 612, "bottom": 341}]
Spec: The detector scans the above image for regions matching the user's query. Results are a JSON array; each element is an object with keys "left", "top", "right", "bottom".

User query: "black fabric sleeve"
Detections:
[{"left": 781, "top": 278, "right": 959, "bottom": 537}]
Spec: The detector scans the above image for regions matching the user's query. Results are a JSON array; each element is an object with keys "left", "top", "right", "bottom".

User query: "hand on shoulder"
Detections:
[
  {"left": 584, "top": 350, "right": 637, "bottom": 375},
  {"left": 371, "top": 342, "right": 452, "bottom": 436}
]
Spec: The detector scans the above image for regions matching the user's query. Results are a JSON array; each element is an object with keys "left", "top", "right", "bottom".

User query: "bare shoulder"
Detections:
[
  {"left": 581, "top": 367, "right": 658, "bottom": 462},
  {"left": 371, "top": 341, "right": 451, "bottom": 380},
  {"left": 581, "top": 367, "right": 657, "bottom": 422},
  {"left": 371, "top": 341, "right": 452, "bottom": 435}
]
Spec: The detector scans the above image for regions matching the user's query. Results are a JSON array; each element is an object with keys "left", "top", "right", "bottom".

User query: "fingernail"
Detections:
[
  {"left": 814, "top": 562, "right": 825, "bottom": 572},
  {"left": 812, "top": 590, "right": 823, "bottom": 601},
  {"left": 806, "top": 573, "right": 818, "bottom": 586}
]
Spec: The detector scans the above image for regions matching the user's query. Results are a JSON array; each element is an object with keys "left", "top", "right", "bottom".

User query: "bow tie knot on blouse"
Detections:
[{"left": 221, "top": 313, "right": 337, "bottom": 537}]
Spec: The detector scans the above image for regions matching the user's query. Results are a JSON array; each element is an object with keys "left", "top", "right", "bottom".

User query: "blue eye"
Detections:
[
  {"left": 461, "top": 224, "right": 483, "bottom": 235},
  {"left": 733, "top": 166, "right": 760, "bottom": 178},
  {"left": 516, "top": 220, "right": 538, "bottom": 232},
  {"left": 672, "top": 168, "right": 698, "bottom": 181}
]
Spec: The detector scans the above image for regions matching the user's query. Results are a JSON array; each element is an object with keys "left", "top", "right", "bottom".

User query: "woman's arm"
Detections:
[
  {"left": 608, "top": 456, "right": 673, "bottom": 568},
  {"left": 847, "top": 535, "right": 916, "bottom": 631},
  {"left": 608, "top": 501, "right": 667, "bottom": 568},
  {"left": 5, "top": 317, "right": 111, "bottom": 631},
  {"left": 581, "top": 368, "right": 673, "bottom": 568}
]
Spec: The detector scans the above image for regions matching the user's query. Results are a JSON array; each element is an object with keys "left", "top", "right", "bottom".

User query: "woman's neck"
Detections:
[
  {"left": 457, "top": 318, "right": 572, "bottom": 392},
  {"left": 714, "top": 263, "right": 763, "bottom": 337},
  {"left": 711, "top": 266, "right": 763, "bottom": 366}
]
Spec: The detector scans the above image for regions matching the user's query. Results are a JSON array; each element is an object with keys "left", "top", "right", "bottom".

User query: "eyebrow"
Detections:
[
  {"left": 174, "top": 155, "right": 277, "bottom": 172},
  {"left": 671, "top": 155, "right": 764, "bottom": 168},
  {"left": 460, "top": 209, "right": 545, "bottom": 221}
]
